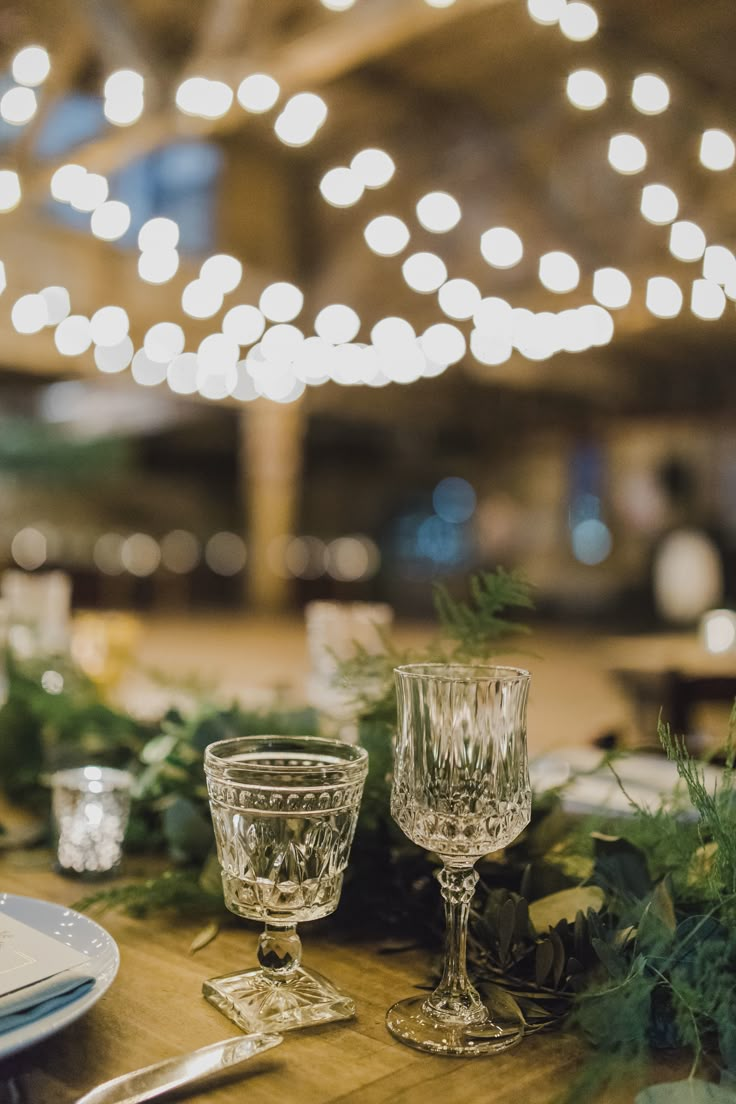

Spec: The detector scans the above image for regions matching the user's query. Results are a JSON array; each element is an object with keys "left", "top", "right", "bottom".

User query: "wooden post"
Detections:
[{"left": 240, "top": 398, "right": 305, "bottom": 611}]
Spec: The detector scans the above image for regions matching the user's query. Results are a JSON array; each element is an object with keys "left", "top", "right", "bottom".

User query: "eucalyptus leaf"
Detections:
[
  {"left": 189, "top": 922, "right": 219, "bottom": 954},
  {"left": 535, "top": 939, "right": 554, "bottom": 987},
  {"left": 529, "top": 886, "right": 605, "bottom": 933},
  {"left": 636, "top": 1081, "right": 736, "bottom": 1104}
]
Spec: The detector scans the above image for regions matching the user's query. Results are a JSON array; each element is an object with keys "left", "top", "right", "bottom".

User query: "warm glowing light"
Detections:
[
  {"left": 371, "top": 316, "right": 416, "bottom": 352},
  {"left": 646, "top": 276, "right": 682, "bottom": 318},
  {"left": 539, "top": 251, "right": 580, "bottom": 293},
  {"left": 559, "top": 2, "right": 598, "bottom": 41},
  {"left": 0, "top": 86, "right": 37, "bottom": 126},
  {"left": 103, "top": 71, "right": 145, "bottom": 127},
  {"left": 274, "top": 92, "right": 327, "bottom": 146},
  {"left": 631, "top": 73, "right": 670, "bottom": 115},
  {"left": 321, "top": 0, "right": 357, "bottom": 10},
  {"left": 167, "top": 352, "right": 199, "bottom": 394},
  {"left": 138, "top": 217, "right": 179, "bottom": 252},
  {"left": 11, "top": 527, "right": 46, "bottom": 571},
  {"left": 364, "top": 215, "right": 410, "bottom": 256},
  {"left": 700, "top": 609, "right": 736, "bottom": 654},
  {"left": 566, "top": 70, "right": 607, "bottom": 110},
  {"left": 144, "top": 322, "right": 185, "bottom": 362},
  {"left": 473, "top": 297, "right": 513, "bottom": 338},
  {"left": 182, "top": 279, "right": 223, "bottom": 319},
  {"left": 416, "top": 191, "right": 461, "bottom": 233},
  {"left": 50, "top": 164, "right": 86, "bottom": 203},
  {"left": 261, "top": 324, "right": 304, "bottom": 361},
  {"left": 0, "top": 171, "right": 21, "bottom": 213},
  {"left": 527, "top": 0, "right": 565, "bottom": 25},
  {"left": 0, "top": 262, "right": 6, "bottom": 296},
  {"left": 55, "top": 315, "right": 92, "bottom": 356},
  {"left": 607, "top": 134, "right": 647, "bottom": 174},
  {"left": 470, "top": 330, "right": 513, "bottom": 366},
  {"left": 12, "top": 294, "right": 47, "bottom": 334},
  {"left": 702, "top": 245, "right": 736, "bottom": 285},
  {"left": 161, "top": 531, "right": 200, "bottom": 574},
  {"left": 402, "top": 251, "right": 447, "bottom": 293},
  {"left": 699, "top": 129, "right": 736, "bottom": 172},
  {"left": 205, "top": 532, "right": 246, "bottom": 575},
  {"left": 320, "top": 167, "right": 364, "bottom": 207},
  {"left": 70, "top": 173, "right": 109, "bottom": 213},
  {"left": 669, "top": 221, "right": 706, "bottom": 262},
  {"left": 131, "top": 349, "right": 167, "bottom": 387},
  {"left": 94, "top": 337, "right": 133, "bottom": 374},
  {"left": 420, "top": 322, "right": 466, "bottom": 365},
  {"left": 592, "top": 267, "right": 632, "bottom": 309},
  {"left": 222, "top": 304, "right": 265, "bottom": 345},
  {"left": 350, "top": 148, "right": 395, "bottom": 188},
  {"left": 200, "top": 254, "right": 242, "bottom": 293},
  {"left": 438, "top": 278, "right": 481, "bottom": 320},
  {"left": 640, "top": 184, "right": 679, "bottom": 225},
  {"left": 90, "top": 306, "right": 129, "bottom": 347},
  {"left": 175, "top": 77, "right": 233, "bottom": 119},
  {"left": 197, "top": 333, "right": 239, "bottom": 373},
  {"left": 691, "top": 279, "right": 726, "bottom": 321},
  {"left": 138, "top": 249, "right": 179, "bottom": 284},
  {"left": 237, "top": 73, "right": 280, "bottom": 113},
  {"left": 259, "top": 282, "right": 304, "bottom": 322},
  {"left": 40, "top": 286, "right": 70, "bottom": 325},
  {"left": 423, "top": 0, "right": 457, "bottom": 8},
  {"left": 12, "top": 46, "right": 51, "bottom": 87},
  {"left": 91, "top": 200, "right": 131, "bottom": 241},
  {"left": 315, "top": 304, "right": 361, "bottom": 343},
  {"left": 104, "top": 69, "right": 143, "bottom": 100},
  {"left": 104, "top": 97, "right": 144, "bottom": 127},
  {"left": 480, "top": 226, "right": 523, "bottom": 268},
  {"left": 122, "top": 533, "right": 160, "bottom": 576}
]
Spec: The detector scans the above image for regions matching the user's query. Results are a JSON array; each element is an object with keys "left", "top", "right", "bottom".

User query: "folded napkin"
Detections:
[{"left": 0, "top": 968, "right": 95, "bottom": 1034}]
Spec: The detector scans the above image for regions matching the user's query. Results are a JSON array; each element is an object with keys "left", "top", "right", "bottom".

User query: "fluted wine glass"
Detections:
[
  {"left": 203, "top": 735, "right": 368, "bottom": 1034},
  {"left": 387, "top": 664, "right": 531, "bottom": 1056}
]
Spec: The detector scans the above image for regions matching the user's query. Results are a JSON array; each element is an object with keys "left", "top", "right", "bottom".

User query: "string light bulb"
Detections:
[
  {"left": 631, "top": 73, "right": 670, "bottom": 115},
  {"left": 480, "top": 227, "right": 523, "bottom": 268},
  {"left": 566, "top": 70, "right": 607, "bottom": 111},
  {"left": 640, "top": 184, "right": 679, "bottom": 225},
  {"left": 608, "top": 134, "right": 647, "bottom": 174},
  {"left": 669, "top": 221, "right": 706, "bottom": 262},
  {"left": 699, "top": 129, "right": 736, "bottom": 172}
]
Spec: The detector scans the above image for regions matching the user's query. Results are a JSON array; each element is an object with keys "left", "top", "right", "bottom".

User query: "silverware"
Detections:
[{"left": 75, "top": 1033, "right": 283, "bottom": 1104}]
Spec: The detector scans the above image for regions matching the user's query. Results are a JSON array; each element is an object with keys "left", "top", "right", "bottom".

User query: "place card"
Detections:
[{"left": 0, "top": 911, "right": 88, "bottom": 999}]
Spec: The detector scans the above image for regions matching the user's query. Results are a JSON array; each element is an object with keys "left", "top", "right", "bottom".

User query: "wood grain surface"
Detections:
[{"left": 0, "top": 855, "right": 688, "bottom": 1104}]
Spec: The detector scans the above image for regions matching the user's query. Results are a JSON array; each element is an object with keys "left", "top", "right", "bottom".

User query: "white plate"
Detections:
[{"left": 0, "top": 893, "right": 119, "bottom": 1060}]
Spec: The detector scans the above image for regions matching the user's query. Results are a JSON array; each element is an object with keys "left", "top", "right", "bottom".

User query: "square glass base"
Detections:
[{"left": 203, "top": 966, "right": 355, "bottom": 1034}]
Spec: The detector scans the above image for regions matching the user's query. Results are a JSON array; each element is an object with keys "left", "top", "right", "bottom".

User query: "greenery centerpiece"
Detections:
[{"left": 1, "top": 569, "right": 735, "bottom": 1101}]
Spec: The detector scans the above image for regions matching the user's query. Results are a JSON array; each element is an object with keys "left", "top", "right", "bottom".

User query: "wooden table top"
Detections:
[{"left": 0, "top": 854, "right": 688, "bottom": 1104}]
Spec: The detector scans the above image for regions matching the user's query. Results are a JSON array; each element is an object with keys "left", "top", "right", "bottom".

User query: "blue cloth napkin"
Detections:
[{"left": 0, "top": 970, "right": 95, "bottom": 1034}]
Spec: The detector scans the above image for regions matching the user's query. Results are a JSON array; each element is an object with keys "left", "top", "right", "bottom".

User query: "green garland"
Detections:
[{"left": 2, "top": 571, "right": 736, "bottom": 1102}]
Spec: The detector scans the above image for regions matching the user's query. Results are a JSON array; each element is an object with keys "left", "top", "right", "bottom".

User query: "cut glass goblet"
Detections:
[
  {"left": 203, "top": 734, "right": 368, "bottom": 1034},
  {"left": 387, "top": 664, "right": 532, "bottom": 1056}
]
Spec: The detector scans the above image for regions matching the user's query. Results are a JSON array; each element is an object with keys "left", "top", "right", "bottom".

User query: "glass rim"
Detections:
[
  {"left": 204, "top": 734, "right": 368, "bottom": 778},
  {"left": 50, "top": 766, "right": 134, "bottom": 791},
  {"left": 394, "top": 662, "right": 530, "bottom": 684}
]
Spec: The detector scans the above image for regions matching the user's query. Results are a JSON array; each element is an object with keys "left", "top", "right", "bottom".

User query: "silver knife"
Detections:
[{"left": 75, "top": 1033, "right": 283, "bottom": 1104}]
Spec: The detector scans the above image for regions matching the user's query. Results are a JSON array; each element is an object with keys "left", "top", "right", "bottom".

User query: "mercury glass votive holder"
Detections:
[{"left": 51, "top": 766, "right": 133, "bottom": 877}]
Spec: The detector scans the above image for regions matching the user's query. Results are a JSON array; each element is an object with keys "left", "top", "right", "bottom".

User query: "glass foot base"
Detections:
[
  {"left": 203, "top": 966, "right": 355, "bottom": 1034},
  {"left": 386, "top": 995, "right": 523, "bottom": 1057}
]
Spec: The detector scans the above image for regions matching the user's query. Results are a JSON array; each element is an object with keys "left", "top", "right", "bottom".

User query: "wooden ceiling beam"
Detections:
[{"left": 23, "top": 0, "right": 514, "bottom": 195}]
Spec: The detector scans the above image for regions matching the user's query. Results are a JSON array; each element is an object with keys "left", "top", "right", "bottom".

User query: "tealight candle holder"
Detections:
[{"left": 51, "top": 766, "right": 133, "bottom": 878}]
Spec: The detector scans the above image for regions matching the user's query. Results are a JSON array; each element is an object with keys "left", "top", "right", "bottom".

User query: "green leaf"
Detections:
[
  {"left": 535, "top": 939, "right": 554, "bottom": 987},
  {"left": 636, "top": 1081, "right": 736, "bottom": 1104},
  {"left": 528, "top": 886, "right": 605, "bottom": 933}
]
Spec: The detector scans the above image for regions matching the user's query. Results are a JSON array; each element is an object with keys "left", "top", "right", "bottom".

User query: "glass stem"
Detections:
[
  {"left": 427, "top": 864, "right": 485, "bottom": 1023},
  {"left": 257, "top": 923, "right": 302, "bottom": 981}
]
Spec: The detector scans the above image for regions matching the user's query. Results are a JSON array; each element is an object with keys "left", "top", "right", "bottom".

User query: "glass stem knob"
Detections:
[
  {"left": 257, "top": 924, "right": 302, "bottom": 979},
  {"left": 426, "top": 865, "right": 485, "bottom": 1023}
]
